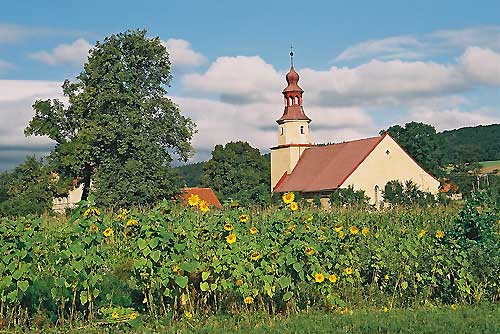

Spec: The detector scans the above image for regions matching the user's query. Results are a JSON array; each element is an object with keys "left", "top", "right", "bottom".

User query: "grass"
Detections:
[
  {"left": 10, "top": 304, "right": 500, "bottom": 334},
  {"left": 479, "top": 160, "right": 500, "bottom": 168}
]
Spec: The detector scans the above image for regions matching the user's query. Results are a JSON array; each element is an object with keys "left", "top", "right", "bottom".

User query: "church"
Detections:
[{"left": 270, "top": 52, "right": 440, "bottom": 206}]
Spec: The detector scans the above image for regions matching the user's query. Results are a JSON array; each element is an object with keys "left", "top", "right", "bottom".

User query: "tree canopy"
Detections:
[
  {"left": 25, "top": 29, "right": 195, "bottom": 207},
  {"left": 201, "top": 141, "right": 270, "bottom": 206},
  {"left": 381, "top": 122, "right": 444, "bottom": 177}
]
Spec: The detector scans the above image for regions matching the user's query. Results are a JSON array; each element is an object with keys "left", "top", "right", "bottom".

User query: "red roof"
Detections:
[
  {"left": 273, "top": 136, "right": 384, "bottom": 193},
  {"left": 181, "top": 188, "right": 223, "bottom": 208}
]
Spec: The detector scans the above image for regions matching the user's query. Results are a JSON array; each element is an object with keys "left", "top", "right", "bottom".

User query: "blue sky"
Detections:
[{"left": 1, "top": 0, "right": 500, "bottom": 169}]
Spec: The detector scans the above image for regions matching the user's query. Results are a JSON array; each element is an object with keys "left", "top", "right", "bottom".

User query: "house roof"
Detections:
[
  {"left": 273, "top": 136, "right": 385, "bottom": 193},
  {"left": 181, "top": 187, "right": 223, "bottom": 208}
]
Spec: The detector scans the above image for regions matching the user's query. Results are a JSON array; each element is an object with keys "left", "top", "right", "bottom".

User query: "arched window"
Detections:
[
  {"left": 280, "top": 127, "right": 284, "bottom": 136},
  {"left": 300, "top": 125, "right": 304, "bottom": 134},
  {"left": 374, "top": 185, "right": 380, "bottom": 205}
]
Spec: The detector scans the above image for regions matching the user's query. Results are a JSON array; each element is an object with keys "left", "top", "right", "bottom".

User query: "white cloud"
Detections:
[
  {"left": 162, "top": 38, "right": 207, "bottom": 67},
  {"left": 0, "top": 24, "right": 37, "bottom": 43},
  {"left": 460, "top": 47, "right": 500, "bottom": 86},
  {"left": 30, "top": 38, "right": 92, "bottom": 66},
  {"left": 334, "top": 36, "right": 424, "bottom": 62},
  {"left": 407, "top": 107, "right": 500, "bottom": 131},
  {"left": 0, "top": 59, "right": 14, "bottom": 73},
  {"left": 432, "top": 25, "right": 500, "bottom": 50}
]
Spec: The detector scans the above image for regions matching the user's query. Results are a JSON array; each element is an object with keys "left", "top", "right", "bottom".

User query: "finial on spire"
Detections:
[{"left": 290, "top": 44, "right": 294, "bottom": 67}]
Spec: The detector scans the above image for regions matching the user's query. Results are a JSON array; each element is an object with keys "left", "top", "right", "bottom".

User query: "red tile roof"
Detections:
[
  {"left": 181, "top": 188, "right": 223, "bottom": 208},
  {"left": 273, "top": 136, "right": 384, "bottom": 193}
]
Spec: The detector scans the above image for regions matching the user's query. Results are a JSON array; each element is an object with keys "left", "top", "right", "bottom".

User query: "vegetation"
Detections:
[
  {"left": 0, "top": 156, "right": 58, "bottom": 216},
  {"left": 383, "top": 180, "right": 437, "bottom": 207},
  {"left": 0, "top": 193, "right": 498, "bottom": 332},
  {"left": 201, "top": 141, "right": 270, "bottom": 205},
  {"left": 176, "top": 161, "right": 205, "bottom": 187},
  {"left": 25, "top": 29, "right": 195, "bottom": 207},
  {"left": 329, "top": 186, "right": 369, "bottom": 207}
]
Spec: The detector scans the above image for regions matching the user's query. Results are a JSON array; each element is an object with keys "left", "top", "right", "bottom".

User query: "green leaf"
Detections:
[
  {"left": 283, "top": 291, "right": 293, "bottom": 301},
  {"left": 137, "top": 238, "right": 148, "bottom": 250},
  {"left": 151, "top": 250, "right": 161, "bottom": 263},
  {"left": 293, "top": 262, "right": 303, "bottom": 273},
  {"left": 12, "top": 270, "right": 22, "bottom": 281},
  {"left": 80, "top": 291, "right": 88, "bottom": 305},
  {"left": 180, "top": 261, "right": 199, "bottom": 273},
  {"left": 200, "top": 282, "right": 210, "bottom": 292},
  {"left": 279, "top": 276, "right": 291, "bottom": 289},
  {"left": 17, "top": 280, "right": 29, "bottom": 292},
  {"left": 401, "top": 281, "right": 409, "bottom": 290},
  {"left": 202, "top": 271, "right": 210, "bottom": 281},
  {"left": 175, "top": 275, "right": 188, "bottom": 289}
]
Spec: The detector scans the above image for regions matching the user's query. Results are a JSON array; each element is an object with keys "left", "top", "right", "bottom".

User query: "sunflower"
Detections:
[
  {"left": 305, "top": 224, "right": 311, "bottom": 232},
  {"left": 349, "top": 226, "right": 359, "bottom": 235},
  {"left": 111, "top": 312, "right": 119, "bottom": 319},
  {"left": 361, "top": 227, "right": 369, "bottom": 236},
  {"left": 83, "top": 207, "right": 101, "bottom": 218},
  {"left": 103, "top": 228, "right": 114, "bottom": 237},
  {"left": 184, "top": 311, "right": 193, "bottom": 319},
  {"left": 116, "top": 208, "right": 129, "bottom": 221},
  {"left": 338, "top": 230, "right": 345, "bottom": 239},
  {"left": 239, "top": 214, "right": 249, "bottom": 223},
  {"left": 344, "top": 267, "right": 353, "bottom": 275},
  {"left": 304, "top": 246, "right": 315, "bottom": 256},
  {"left": 435, "top": 230, "right": 445, "bottom": 239},
  {"left": 126, "top": 219, "right": 139, "bottom": 227},
  {"left": 289, "top": 202, "right": 299, "bottom": 211},
  {"left": 285, "top": 224, "right": 296, "bottom": 234},
  {"left": 418, "top": 229, "right": 427, "bottom": 238},
  {"left": 198, "top": 200, "right": 210, "bottom": 212},
  {"left": 328, "top": 274, "right": 337, "bottom": 283},
  {"left": 244, "top": 296, "right": 254, "bottom": 304},
  {"left": 235, "top": 279, "right": 244, "bottom": 287},
  {"left": 224, "top": 223, "right": 234, "bottom": 231},
  {"left": 250, "top": 251, "right": 261, "bottom": 261},
  {"left": 282, "top": 192, "right": 295, "bottom": 204},
  {"left": 384, "top": 274, "right": 390, "bottom": 281},
  {"left": 249, "top": 226, "right": 258, "bottom": 235},
  {"left": 226, "top": 233, "right": 236, "bottom": 244},
  {"left": 172, "top": 265, "right": 180, "bottom": 273},
  {"left": 129, "top": 312, "right": 137, "bottom": 320},
  {"left": 314, "top": 273, "right": 325, "bottom": 283},
  {"left": 383, "top": 306, "right": 389, "bottom": 313},
  {"left": 334, "top": 224, "right": 342, "bottom": 232},
  {"left": 89, "top": 224, "right": 99, "bottom": 233},
  {"left": 187, "top": 194, "right": 200, "bottom": 206}
]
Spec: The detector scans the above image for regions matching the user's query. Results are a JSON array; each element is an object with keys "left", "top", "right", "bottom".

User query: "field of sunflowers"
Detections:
[{"left": 0, "top": 192, "right": 499, "bottom": 332}]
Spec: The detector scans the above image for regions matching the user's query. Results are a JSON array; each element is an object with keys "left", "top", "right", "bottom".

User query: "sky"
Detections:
[{"left": 1, "top": 0, "right": 500, "bottom": 170}]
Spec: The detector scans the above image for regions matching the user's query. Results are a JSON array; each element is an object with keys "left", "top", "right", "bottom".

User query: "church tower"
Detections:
[{"left": 270, "top": 49, "right": 313, "bottom": 191}]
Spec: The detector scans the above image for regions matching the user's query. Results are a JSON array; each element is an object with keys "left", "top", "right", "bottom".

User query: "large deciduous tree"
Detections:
[
  {"left": 381, "top": 122, "right": 444, "bottom": 177},
  {"left": 201, "top": 142, "right": 270, "bottom": 206},
  {"left": 25, "top": 30, "right": 195, "bottom": 207}
]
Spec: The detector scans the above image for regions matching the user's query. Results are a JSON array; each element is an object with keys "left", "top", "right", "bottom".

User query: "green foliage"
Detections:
[
  {"left": 381, "top": 122, "right": 444, "bottom": 177},
  {"left": 383, "top": 180, "right": 436, "bottom": 206},
  {"left": 201, "top": 141, "right": 270, "bottom": 206},
  {"left": 176, "top": 161, "right": 205, "bottom": 187},
  {"left": 0, "top": 156, "right": 57, "bottom": 216},
  {"left": 329, "top": 186, "right": 369, "bottom": 207},
  {"left": 440, "top": 124, "right": 500, "bottom": 163},
  {"left": 25, "top": 29, "right": 195, "bottom": 207}
]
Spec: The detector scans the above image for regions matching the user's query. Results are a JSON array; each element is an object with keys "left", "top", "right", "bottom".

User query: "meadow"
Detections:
[{"left": 0, "top": 192, "right": 499, "bottom": 333}]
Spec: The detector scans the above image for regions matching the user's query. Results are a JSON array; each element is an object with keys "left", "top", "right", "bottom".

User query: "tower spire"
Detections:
[{"left": 290, "top": 44, "right": 294, "bottom": 67}]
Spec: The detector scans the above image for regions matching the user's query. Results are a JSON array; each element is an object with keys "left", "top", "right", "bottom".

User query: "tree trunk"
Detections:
[{"left": 81, "top": 164, "right": 92, "bottom": 201}]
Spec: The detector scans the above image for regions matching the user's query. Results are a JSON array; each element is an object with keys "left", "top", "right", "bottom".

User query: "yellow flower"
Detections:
[
  {"left": 226, "top": 233, "right": 236, "bottom": 244},
  {"left": 111, "top": 312, "right": 119, "bottom": 319},
  {"left": 249, "top": 226, "right": 258, "bottom": 235},
  {"left": 187, "top": 194, "right": 200, "bottom": 206},
  {"left": 289, "top": 202, "right": 299, "bottom": 211},
  {"left": 285, "top": 224, "right": 296, "bottom": 234},
  {"left": 334, "top": 224, "right": 342, "bottom": 232},
  {"left": 250, "top": 251, "right": 261, "bottom": 261},
  {"left": 451, "top": 304, "right": 458, "bottom": 310},
  {"left": 239, "top": 214, "right": 249, "bottom": 223},
  {"left": 435, "top": 230, "right": 445, "bottom": 239},
  {"left": 126, "top": 219, "right": 139, "bottom": 227},
  {"left": 362, "top": 227, "right": 369, "bottom": 236},
  {"left": 418, "top": 229, "right": 427, "bottom": 238},
  {"left": 338, "top": 230, "right": 345, "bottom": 239},
  {"left": 235, "top": 279, "right": 243, "bottom": 287},
  {"left": 116, "top": 208, "right": 129, "bottom": 220},
  {"left": 224, "top": 223, "right": 234, "bottom": 231},
  {"left": 103, "top": 228, "right": 114, "bottom": 237},
  {"left": 306, "top": 215, "right": 313, "bottom": 222},
  {"left": 314, "top": 273, "right": 325, "bottom": 283},
  {"left": 384, "top": 274, "right": 390, "bottom": 281},
  {"left": 383, "top": 306, "right": 389, "bottom": 313},
  {"left": 84, "top": 207, "right": 100, "bottom": 218},
  {"left": 304, "top": 246, "right": 315, "bottom": 256},
  {"left": 129, "top": 312, "right": 137, "bottom": 320},
  {"left": 349, "top": 226, "right": 359, "bottom": 235},
  {"left": 244, "top": 296, "right": 254, "bottom": 304},
  {"left": 328, "top": 274, "right": 337, "bottom": 283},
  {"left": 344, "top": 267, "right": 353, "bottom": 275},
  {"left": 230, "top": 201, "right": 239, "bottom": 208},
  {"left": 305, "top": 224, "right": 311, "bottom": 232},
  {"left": 89, "top": 224, "right": 99, "bottom": 233},
  {"left": 184, "top": 311, "right": 193, "bottom": 319},
  {"left": 282, "top": 192, "right": 295, "bottom": 204},
  {"left": 198, "top": 200, "right": 210, "bottom": 212},
  {"left": 172, "top": 265, "right": 180, "bottom": 273}
]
